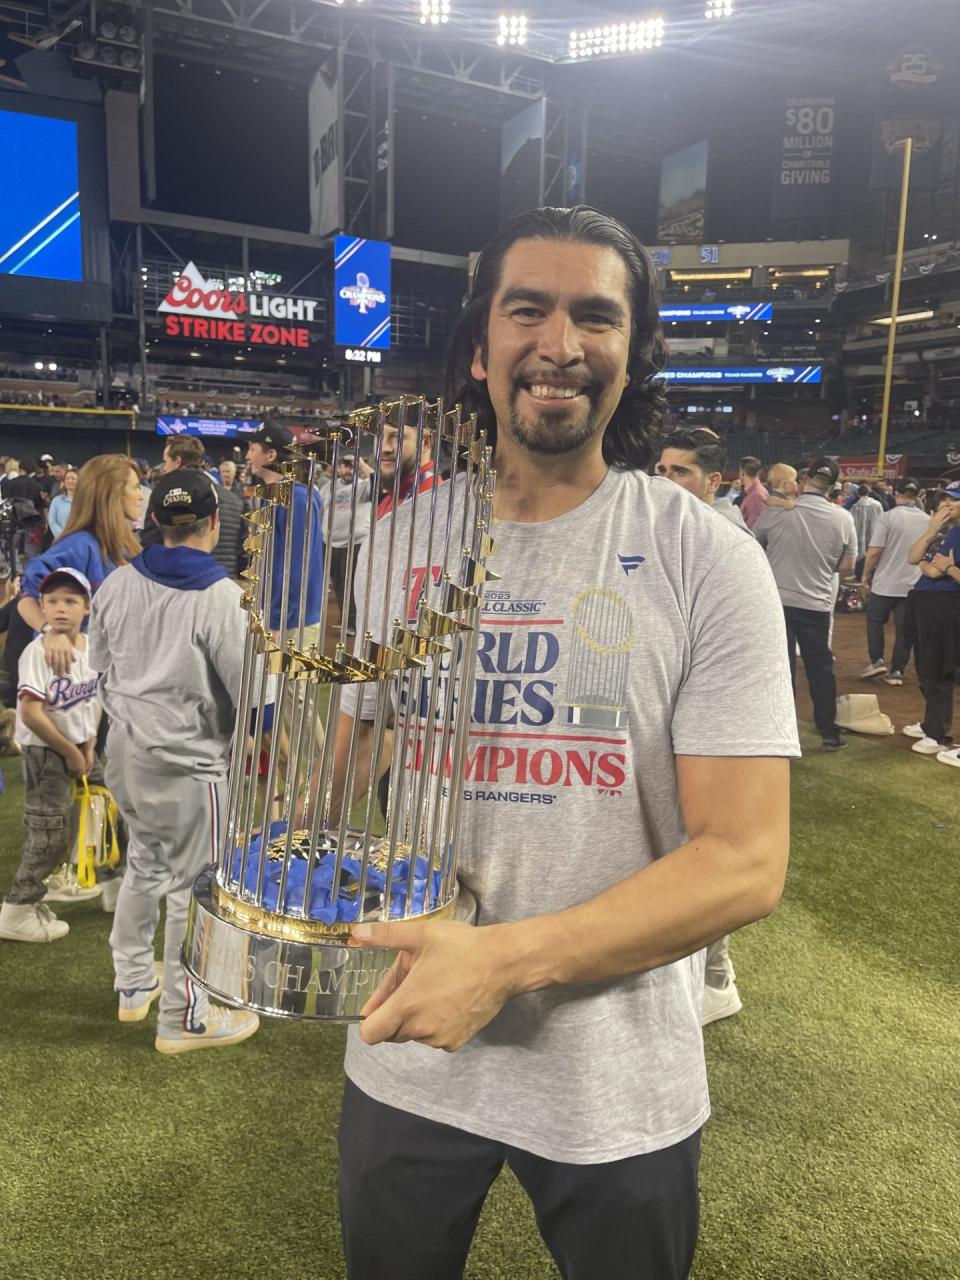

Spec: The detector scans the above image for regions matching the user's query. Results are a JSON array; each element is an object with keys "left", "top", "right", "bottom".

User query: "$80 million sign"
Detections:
[{"left": 183, "top": 397, "right": 497, "bottom": 1020}]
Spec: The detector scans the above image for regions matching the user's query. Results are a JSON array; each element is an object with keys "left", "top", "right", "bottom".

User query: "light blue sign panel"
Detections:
[
  {"left": 661, "top": 365, "right": 822, "bottom": 384},
  {"left": 660, "top": 303, "right": 774, "bottom": 321},
  {"left": 334, "top": 236, "right": 391, "bottom": 349}
]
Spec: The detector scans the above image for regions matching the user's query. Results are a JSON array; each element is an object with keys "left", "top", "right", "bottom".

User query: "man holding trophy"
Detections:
[{"left": 333, "top": 207, "right": 801, "bottom": 1279}]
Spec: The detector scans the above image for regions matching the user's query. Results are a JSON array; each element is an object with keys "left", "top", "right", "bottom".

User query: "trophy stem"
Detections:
[{"left": 236, "top": 517, "right": 276, "bottom": 897}]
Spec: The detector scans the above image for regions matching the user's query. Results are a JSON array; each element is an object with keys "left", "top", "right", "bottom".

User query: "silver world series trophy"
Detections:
[{"left": 183, "top": 398, "right": 495, "bottom": 1020}]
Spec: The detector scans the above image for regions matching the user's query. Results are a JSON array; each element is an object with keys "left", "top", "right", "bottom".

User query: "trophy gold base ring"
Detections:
[{"left": 183, "top": 866, "right": 461, "bottom": 1021}]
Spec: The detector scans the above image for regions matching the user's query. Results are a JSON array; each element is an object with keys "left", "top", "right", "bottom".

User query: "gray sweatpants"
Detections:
[
  {"left": 106, "top": 728, "right": 225, "bottom": 1034},
  {"left": 5, "top": 747, "right": 105, "bottom": 905},
  {"left": 704, "top": 935, "right": 734, "bottom": 990}
]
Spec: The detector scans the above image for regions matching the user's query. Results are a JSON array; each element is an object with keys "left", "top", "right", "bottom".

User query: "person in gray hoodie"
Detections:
[{"left": 88, "top": 469, "right": 260, "bottom": 1055}]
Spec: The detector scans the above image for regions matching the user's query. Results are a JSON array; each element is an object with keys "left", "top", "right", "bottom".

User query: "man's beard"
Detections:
[{"left": 508, "top": 398, "right": 603, "bottom": 457}]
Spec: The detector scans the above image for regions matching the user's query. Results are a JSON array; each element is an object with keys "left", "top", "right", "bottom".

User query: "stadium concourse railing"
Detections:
[{"left": 0, "top": 402, "right": 138, "bottom": 435}]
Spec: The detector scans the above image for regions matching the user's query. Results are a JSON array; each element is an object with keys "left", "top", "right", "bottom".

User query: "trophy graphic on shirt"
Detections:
[
  {"left": 183, "top": 398, "right": 496, "bottom": 1020},
  {"left": 561, "top": 587, "right": 636, "bottom": 730}
]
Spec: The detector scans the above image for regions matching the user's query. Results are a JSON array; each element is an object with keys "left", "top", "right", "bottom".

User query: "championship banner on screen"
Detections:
[
  {"left": 157, "top": 262, "right": 319, "bottom": 349},
  {"left": 870, "top": 45, "right": 944, "bottom": 189},
  {"left": 156, "top": 416, "right": 263, "bottom": 437},
  {"left": 658, "top": 141, "right": 708, "bottom": 244},
  {"left": 661, "top": 365, "right": 821, "bottom": 385},
  {"left": 309, "top": 60, "right": 342, "bottom": 236},
  {"left": 334, "top": 235, "right": 391, "bottom": 350},
  {"left": 771, "top": 94, "right": 838, "bottom": 218},
  {"left": 661, "top": 303, "right": 773, "bottom": 322}
]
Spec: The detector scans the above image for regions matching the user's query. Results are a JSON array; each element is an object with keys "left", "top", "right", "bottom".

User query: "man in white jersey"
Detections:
[{"left": 334, "top": 206, "right": 799, "bottom": 1280}]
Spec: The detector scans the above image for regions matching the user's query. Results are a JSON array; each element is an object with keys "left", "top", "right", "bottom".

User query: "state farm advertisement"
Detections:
[
  {"left": 159, "top": 262, "right": 319, "bottom": 349},
  {"left": 836, "top": 455, "right": 907, "bottom": 481}
]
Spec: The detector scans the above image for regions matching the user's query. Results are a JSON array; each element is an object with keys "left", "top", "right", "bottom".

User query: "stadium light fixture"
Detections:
[
  {"left": 868, "top": 310, "right": 934, "bottom": 326},
  {"left": 34, "top": 361, "right": 44, "bottom": 370},
  {"left": 705, "top": 0, "right": 733, "bottom": 18},
  {"left": 420, "top": 0, "right": 450, "bottom": 24},
  {"left": 497, "top": 13, "right": 527, "bottom": 46},
  {"left": 568, "top": 17, "right": 664, "bottom": 59}
]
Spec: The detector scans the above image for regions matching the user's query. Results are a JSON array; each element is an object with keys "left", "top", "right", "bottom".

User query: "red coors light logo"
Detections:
[{"left": 159, "top": 261, "right": 318, "bottom": 348}]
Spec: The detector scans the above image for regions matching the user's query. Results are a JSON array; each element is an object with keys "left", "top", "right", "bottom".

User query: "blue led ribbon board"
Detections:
[
  {"left": 660, "top": 303, "right": 774, "bottom": 322},
  {"left": 661, "top": 365, "right": 822, "bottom": 385},
  {"left": 156, "top": 417, "right": 264, "bottom": 437}
]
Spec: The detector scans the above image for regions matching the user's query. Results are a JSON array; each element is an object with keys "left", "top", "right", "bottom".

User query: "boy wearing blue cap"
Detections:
[{"left": 0, "top": 568, "right": 101, "bottom": 943}]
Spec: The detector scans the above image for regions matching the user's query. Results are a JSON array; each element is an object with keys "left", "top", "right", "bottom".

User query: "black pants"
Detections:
[
  {"left": 783, "top": 606, "right": 838, "bottom": 739},
  {"left": 920, "top": 678, "right": 954, "bottom": 745},
  {"left": 866, "top": 593, "right": 911, "bottom": 673},
  {"left": 329, "top": 544, "right": 358, "bottom": 633},
  {"left": 338, "top": 1080, "right": 701, "bottom": 1280}
]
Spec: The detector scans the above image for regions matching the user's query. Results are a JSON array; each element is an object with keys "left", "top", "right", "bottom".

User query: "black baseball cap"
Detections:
[
  {"left": 148, "top": 470, "right": 220, "bottom": 526},
  {"left": 895, "top": 477, "right": 919, "bottom": 494},
  {"left": 807, "top": 456, "right": 840, "bottom": 485},
  {"left": 245, "top": 423, "right": 295, "bottom": 452}
]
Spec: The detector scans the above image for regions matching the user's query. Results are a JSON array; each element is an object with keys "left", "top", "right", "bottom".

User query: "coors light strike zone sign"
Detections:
[{"left": 159, "top": 262, "right": 319, "bottom": 349}]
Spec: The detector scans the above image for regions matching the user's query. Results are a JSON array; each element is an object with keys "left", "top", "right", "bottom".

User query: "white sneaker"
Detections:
[
  {"left": 902, "top": 723, "right": 925, "bottom": 739},
  {"left": 0, "top": 900, "right": 70, "bottom": 942},
  {"left": 911, "top": 737, "right": 943, "bottom": 756},
  {"left": 860, "top": 661, "right": 887, "bottom": 679},
  {"left": 118, "top": 978, "right": 162, "bottom": 1023},
  {"left": 701, "top": 980, "right": 743, "bottom": 1027},
  {"left": 155, "top": 1005, "right": 260, "bottom": 1055},
  {"left": 935, "top": 747, "right": 960, "bottom": 769},
  {"left": 44, "top": 866, "right": 102, "bottom": 903},
  {"left": 882, "top": 671, "right": 904, "bottom": 686}
]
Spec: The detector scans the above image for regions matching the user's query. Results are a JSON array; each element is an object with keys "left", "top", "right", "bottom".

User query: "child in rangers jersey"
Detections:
[{"left": 0, "top": 568, "right": 101, "bottom": 943}]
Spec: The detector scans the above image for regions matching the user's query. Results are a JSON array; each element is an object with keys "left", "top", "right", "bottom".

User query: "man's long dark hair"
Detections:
[{"left": 445, "top": 206, "right": 667, "bottom": 471}]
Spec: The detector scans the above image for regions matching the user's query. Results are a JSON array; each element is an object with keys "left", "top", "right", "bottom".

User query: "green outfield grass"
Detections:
[{"left": 0, "top": 728, "right": 958, "bottom": 1280}]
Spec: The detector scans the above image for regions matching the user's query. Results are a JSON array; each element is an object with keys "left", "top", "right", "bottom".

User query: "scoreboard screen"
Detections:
[{"left": 0, "top": 109, "right": 83, "bottom": 283}]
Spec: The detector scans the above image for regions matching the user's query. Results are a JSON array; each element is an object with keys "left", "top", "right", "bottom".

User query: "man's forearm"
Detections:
[
  {"left": 862, "top": 548, "right": 882, "bottom": 586},
  {"left": 17, "top": 595, "right": 44, "bottom": 632},
  {"left": 495, "top": 824, "right": 786, "bottom": 997}
]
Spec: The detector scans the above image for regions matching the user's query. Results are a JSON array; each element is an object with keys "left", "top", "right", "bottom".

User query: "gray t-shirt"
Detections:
[
  {"left": 869, "top": 503, "right": 928, "bottom": 597},
  {"left": 319, "top": 474, "right": 375, "bottom": 549},
  {"left": 851, "top": 495, "right": 883, "bottom": 558},
  {"left": 710, "top": 498, "right": 752, "bottom": 535},
  {"left": 754, "top": 494, "right": 857, "bottom": 613},
  {"left": 341, "top": 468, "right": 799, "bottom": 1164}
]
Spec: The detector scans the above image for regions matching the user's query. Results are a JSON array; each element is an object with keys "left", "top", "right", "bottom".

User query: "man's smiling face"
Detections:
[{"left": 471, "top": 238, "right": 633, "bottom": 458}]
